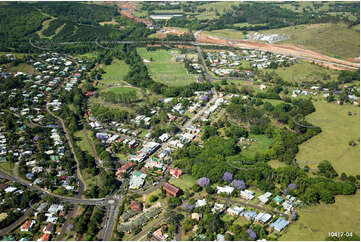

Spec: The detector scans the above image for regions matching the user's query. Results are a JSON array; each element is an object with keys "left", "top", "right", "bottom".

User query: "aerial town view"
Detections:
[{"left": 0, "top": 0, "right": 359, "bottom": 241}]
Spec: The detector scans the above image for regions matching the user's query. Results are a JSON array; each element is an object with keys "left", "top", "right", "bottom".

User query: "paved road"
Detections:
[{"left": 0, "top": 169, "right": 106, "bottom": 205}]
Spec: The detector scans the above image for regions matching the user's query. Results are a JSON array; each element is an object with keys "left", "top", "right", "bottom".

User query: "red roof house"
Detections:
[
  {"left": 40, "top": 233, "right": 50, "bottom": 241},
  {"left": 162, "top": 182, "right": 182, "bottom": 197},
  {"left": 169, "top": 168, "right": 182, "bottom": 179},
  {"left": 20, "top": 220, "right": 36, "bottom": 232},
  {"left": 130, "top": 200, "right": 143, "bottom": 212}
]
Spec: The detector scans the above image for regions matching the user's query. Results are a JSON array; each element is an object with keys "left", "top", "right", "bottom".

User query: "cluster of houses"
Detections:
[
  {"left": 190, "top": 197, "right": 291, "bottom": 240},
  {"left": 0, "top": 53, "right": 89, "bottom": 195},
  {"left": 207, "top": 50, "right": 295, "bottom": 74},
  {"left": 18, "top": 202, "right": 66, "bottom": 241}
]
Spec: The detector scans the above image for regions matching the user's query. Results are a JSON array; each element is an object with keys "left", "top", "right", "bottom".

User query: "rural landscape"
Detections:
[{"left": 0, "top": 1, "right": 360, "bottom": 241}]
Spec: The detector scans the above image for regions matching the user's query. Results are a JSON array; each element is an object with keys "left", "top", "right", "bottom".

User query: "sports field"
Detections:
[
  {"left": 137, "top": 48, "right": 197, "bottom": 86},
  {"left": 259, "top": 23, "right": 360, "bottom": 60},
  {"left": 264, "top": 60, "right": 340, "bottom": 83},
  {"left": 101, "top": 59, "right": 130, "bottom": 84},
  {"left": 296, "top": 101, "right": 360, "bottom": 176},
  {"left": 103, "top": 86, "right": 140, "bottom": 95},
  {"left": 280, "top": 192, "right": 360, "bottom": 241}
]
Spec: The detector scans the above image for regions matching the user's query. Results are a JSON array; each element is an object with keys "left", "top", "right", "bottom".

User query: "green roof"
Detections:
[
  {"left": 2, "top": 235, "right": 15, "bottom": 241},
  {"left": 274, "top": 195, "right": 284, "bottom": 203},
  {"left": 134, "top": 171, "right": 143, "bottom": 177},
  {"left": 50, "top": 155, "right": 59, "bottom": 161}
]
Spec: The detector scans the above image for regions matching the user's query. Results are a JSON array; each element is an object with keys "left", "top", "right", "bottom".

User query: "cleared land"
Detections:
[
  {"left": 280, "top": 192, "right": 360, "bottom": 241},
  {"left": 101, "top": 59, "right": 130, "bottom": 84},
  {"left": 8, "top": 63, "right": 35, "bottom": 74},
  {"left": 296, "top": 101, "right": 360, "bottom": 176},
  {"left": 258, "top": 23, "right": 360, "bottom": 60},
  {"left": 202, "top": 29, "right": 245, "bottom": 40},
  {"left": 263, "top": 61, "right": 340, "bottom": 83},
  {"left": 137, "top": 48, "right": 198, "bottom": 86}
]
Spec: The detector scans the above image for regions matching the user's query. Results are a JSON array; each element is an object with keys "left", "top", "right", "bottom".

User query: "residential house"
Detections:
[
  {"left": 216, "top": 186, "right": 234, "bottom": 195},
  {"left": 258, "top": 192, "right": 272, "bottom": 204},
  {"left": 129, "top": 171, "right": 147, "bottom": 190},
  {"left": 240, "top": 190, "right": 255, "bottom": 200},
  {"left": 243, "top": 210, "right": 257, "bottom": 221},
  {"left": 38, "top": 234, "right": 50, "bottom": 241},
  {"left": 191, "top": 213, "right": 202, "bottom": 222},
  {"left": 212, "top": 203, "right": 225, "bottom": 214},
  {"left": 43, "top": 223, "right": 55, "bottom": 234},
  {"left": 254, "top": 212, "right": 272, "bottom": 224},
  {"left": 226, "top": 206, "right": 245, "bottom": 216},
  {"left": 162, "top": 182, "right": 182, "bottom": 197},
  {"left": 153, "top": 227, "right": 168, "bottom": 241},
  {"left": 274, "top": 195, "right": 284, "bottom": 205},
  {"left": 169, "top": 168, "right": 182, "bottom": 179},
  {"left": 130, "top": 200, "right": 143, "bottom": 212},
  {"left": 20, "top": 220, "right": 36, "bottom": 232},
  {"left": 195, "top": 199, "right": 207, "bottom": 208},
  {"left": 269, "top": 217, "right": 290, "bottom": 232}
]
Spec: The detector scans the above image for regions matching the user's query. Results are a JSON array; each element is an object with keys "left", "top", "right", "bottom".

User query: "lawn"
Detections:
[
  {"left": 280, "top": 192, "right": 360, "bottom": 241},
  {"left": 241, "top": 134, "right": 273, "bottom": 160},
  {"left": 137, "top": 48, "right": 197, "bottom": 86},
  {"left": 202, "top": 29, "right": 245, "bottom": 40},
  {"left": 0, "top": 162, "right": 14, "bottom": 175},
  {"left": 169, "top": 174, "right": 197, "bottom": 191},
  {"left": 263, "top": 60, "right": 340, "bottom": 83},
  {"left": 296, "top": 101, "right": 360, "bottom": 176},
  {"left": 101, "top": 59, "right": 130, "bottom": 84},
  {"left": 74, "top": 130, "right": 93, "bottom": 157},
  {"left": 36, "top": 17, "right": 56, "bottom": 38},
  {"left": 259, "top": 23, "right": 360, "bottom": 60},
  {"left": 8, "top": 63, "right": 35, "bottom": 74}
]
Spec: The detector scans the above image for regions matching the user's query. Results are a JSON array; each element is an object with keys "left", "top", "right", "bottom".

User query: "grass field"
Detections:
[
  {"left": 296, "top": 101, "right": 360, "bottom": 176},
  {"left": 264, "top": 60, "right": 340, "bottom": 83},
  {"left": 202, "top": 29, "right": 245, "bottom": 40},
  {"left": 103, "top": 86, "right": 140, "bottom": 95},
  {"left": 101, "top": 59, "right": 130, "bottom": 84},
  {"left": 280, "top": 192, "right": 360, "bottom": 241},
  {"left": 74, "top": 130, "right": 93, "bottom": 157},
  {"left": 169, "top": 174, "right": 197, "bottom": 191},
  {"left": 36, "top": 17, "right": 56, "bottom": 38},
  {"left": 0, "top": 162, "right": 14, "bottom": 175},
  {"left": 137, "top": 48, "right": 197, "bottom": 86},
  {"left": 259, "top": 23, "right": 360, "bottom": 60},
  {"left": 195, "top": 2, "right": 241, "bottom": 20},
  {"left": 241, "top": 134, "right": 273, "bottom": 159},
  {"left": 8, "top": 63, "right": 35, "bottom": 74}
]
